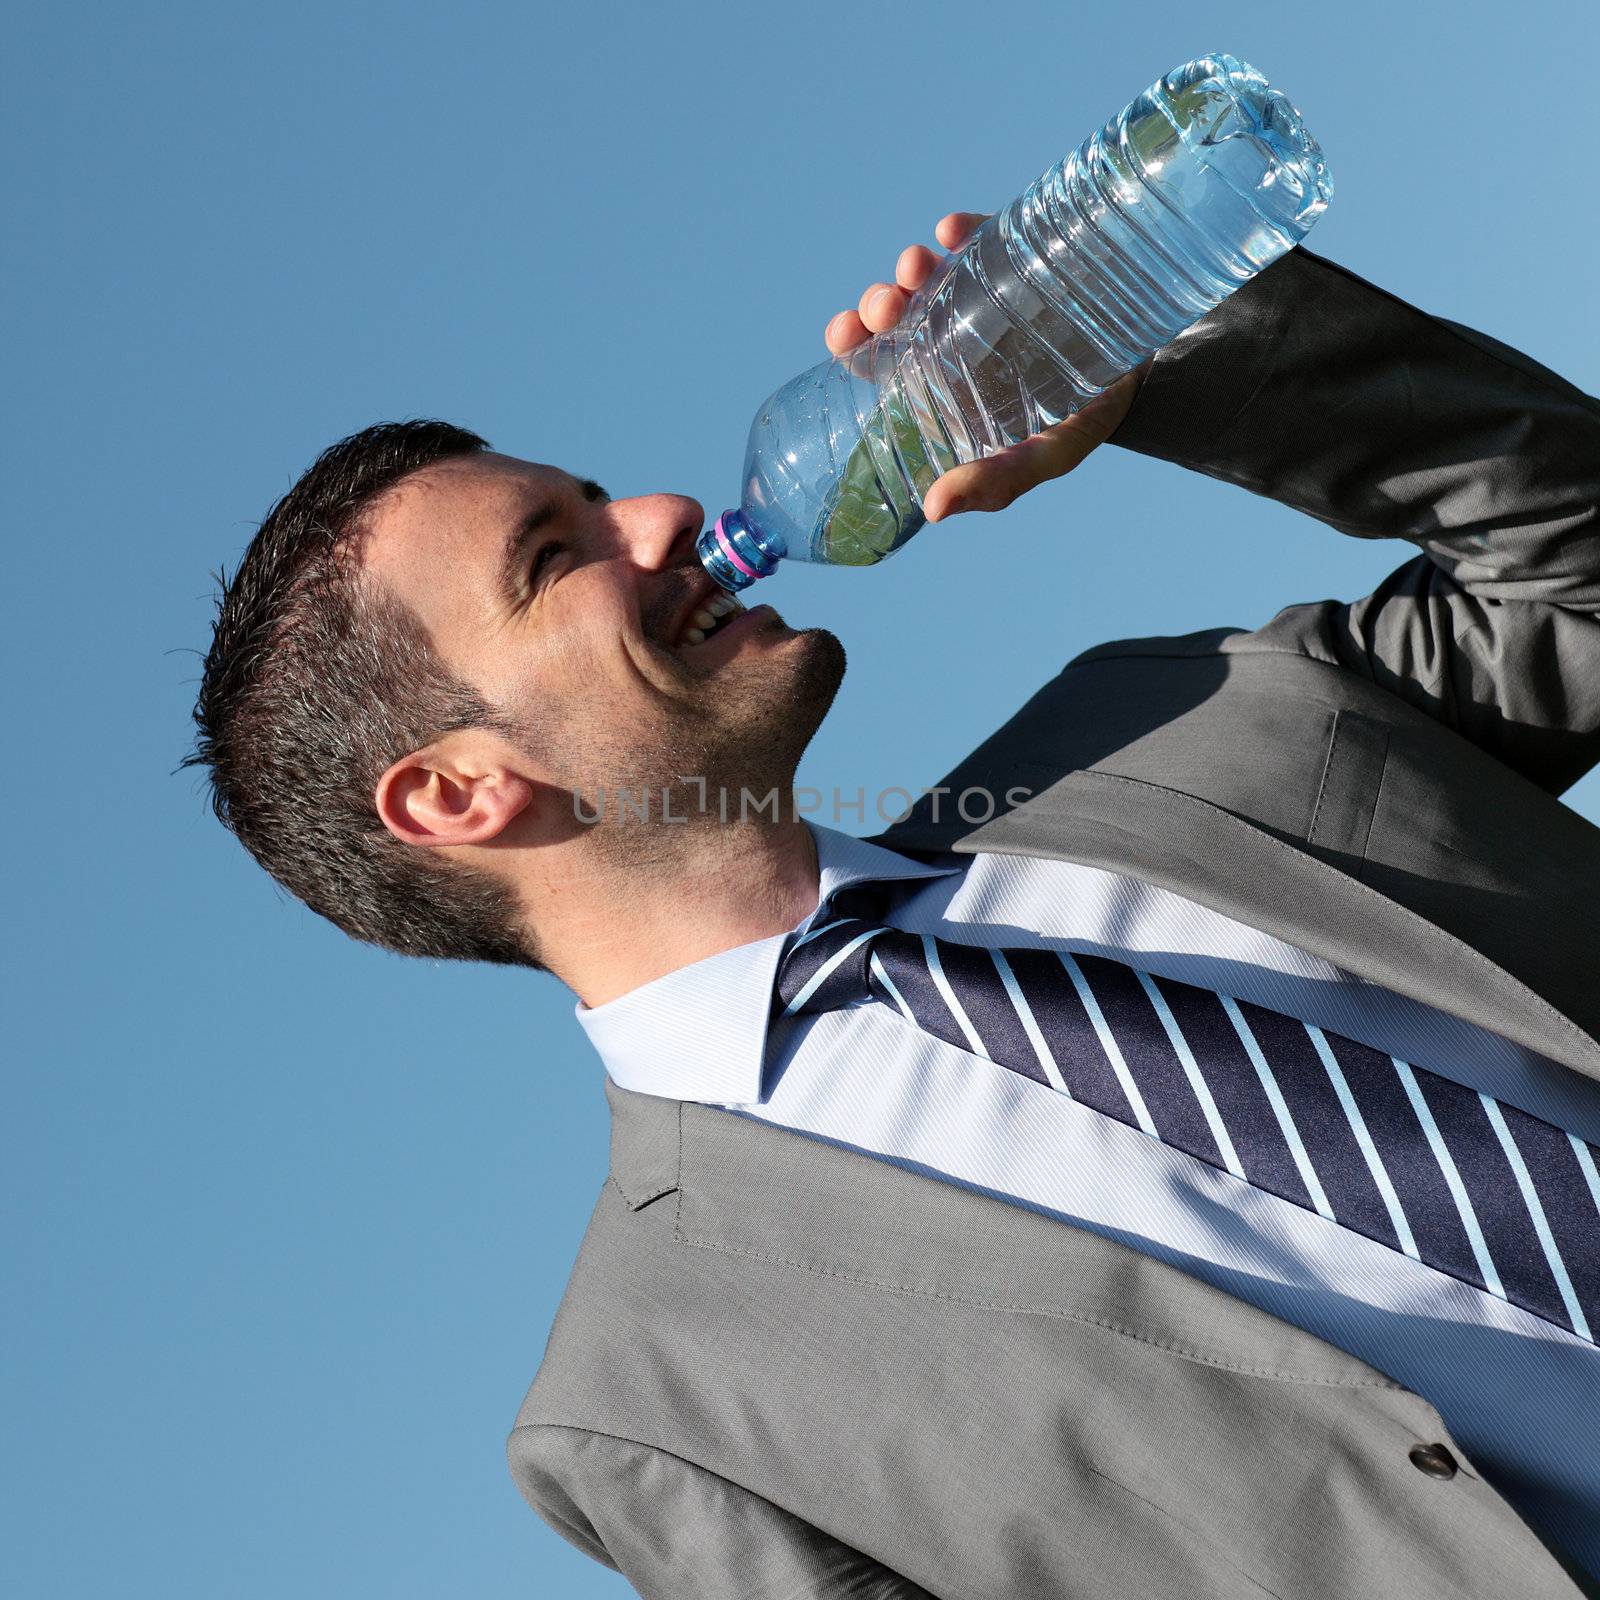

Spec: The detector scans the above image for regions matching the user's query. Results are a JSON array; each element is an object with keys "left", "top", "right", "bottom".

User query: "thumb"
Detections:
[
  {"left": 922, "top": 369, "right": 1145, "bottom": 521},
  {"left": 921, "top": 413, "right": 1104, "bottom": 521}
]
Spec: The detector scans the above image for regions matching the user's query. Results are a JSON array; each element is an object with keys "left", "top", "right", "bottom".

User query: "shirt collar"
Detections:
[{"left": 575, "top": 822, "right": 959, "bottom": 1106}]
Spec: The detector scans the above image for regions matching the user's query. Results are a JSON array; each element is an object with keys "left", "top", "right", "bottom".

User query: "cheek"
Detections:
[
  {"left": 558, "top": 591, "right": 655, "bottom": 684},
  {"left": 547, "top": 615, "right": 626, "bottom": 687},
  {"left": 500, "top": 620, "right": 626, "bottom": 724}
]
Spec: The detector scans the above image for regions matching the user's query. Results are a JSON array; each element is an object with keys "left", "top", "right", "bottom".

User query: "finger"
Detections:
[
  {"left": 824, "top": 308, "right": 869, "bottom": 354},
  {"left": 857, "top": 280, "right": 907, "bottom": 331},
  {"left": 829, "top": 216, "right": 1001, "bottom": 355},
  {"left": 934, "top": 212, "right": 989, "bottom": 251},
  {"left": 895, "top": 243, "right": 943, "bottom": 292},
  {"left": 826, "top": 273, "right": 918, "bottom": 353}
]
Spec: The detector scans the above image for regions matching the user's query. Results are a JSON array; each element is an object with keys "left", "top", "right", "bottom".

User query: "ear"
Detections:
[{"left": 374, "top": 738, "right": 537, "bottom": 849}]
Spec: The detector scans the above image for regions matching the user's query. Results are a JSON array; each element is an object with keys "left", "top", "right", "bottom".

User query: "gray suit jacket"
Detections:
[{"left": 508, "top": 248, "right": 1600, "bottom": 1599}]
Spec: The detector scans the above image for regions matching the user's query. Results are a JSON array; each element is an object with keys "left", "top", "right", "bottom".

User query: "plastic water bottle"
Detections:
[{"left": 695, "top": 51, "right": 1332, "bottom": 591}]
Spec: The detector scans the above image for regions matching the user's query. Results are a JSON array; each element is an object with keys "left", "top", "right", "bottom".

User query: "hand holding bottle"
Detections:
[
  {"left": 824, "top": 211, "right": 1151, "bottom": 524},
  {"left": 694, "top": 55, "right": 1331, "bottom": 593}
]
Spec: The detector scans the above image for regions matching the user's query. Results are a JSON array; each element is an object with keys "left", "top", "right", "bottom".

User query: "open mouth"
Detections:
[{"left": 672, "top": 588, "right": 748, "bottom": 650}]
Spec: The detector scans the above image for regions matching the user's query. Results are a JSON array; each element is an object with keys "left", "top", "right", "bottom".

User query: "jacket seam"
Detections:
[
  {"left": 1308, "top": 709, "right": 1344, "bottom": 843},
  {"left": 1306, "top": 710, "right": 1389, "bottom": 871},
  {"left": 608, "top": 1170, "right": 676, "bottom": 1210},
  {"left": 669, "top": 1230, "right": 1405, "bottom": 1391},
  {"left": 1361, "top": 729, "right": 1392, "bottom": 881}
]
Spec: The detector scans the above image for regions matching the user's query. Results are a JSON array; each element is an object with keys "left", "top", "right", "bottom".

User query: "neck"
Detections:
[{"left": 529, "top": 807, "right": 821, "bottom": 1007}]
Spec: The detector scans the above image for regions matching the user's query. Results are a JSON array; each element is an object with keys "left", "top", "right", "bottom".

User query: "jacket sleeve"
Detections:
[
  {"left": 1110, "top": 245, "right": 1600, "bottom": 797},
  {"left": 508, "top": 1423, "right": 938, "bottom": 1600}
]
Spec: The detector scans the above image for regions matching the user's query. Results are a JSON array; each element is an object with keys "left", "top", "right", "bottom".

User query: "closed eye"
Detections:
[
  {"left": 525, "top": 479, "right": 606, "bottom": 592},
  {"left": 530, "top": 540, "right": 565, "bottom": 584}
]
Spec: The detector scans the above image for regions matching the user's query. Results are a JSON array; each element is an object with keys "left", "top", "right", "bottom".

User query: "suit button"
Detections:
[{"left": 1409, "top": 1443, "right": 1459, "bottom": 1479}]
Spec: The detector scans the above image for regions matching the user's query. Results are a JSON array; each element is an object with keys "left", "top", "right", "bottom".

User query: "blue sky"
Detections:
[{"left": 7, "top": 1, "right": 1598, "bottom": 1594}]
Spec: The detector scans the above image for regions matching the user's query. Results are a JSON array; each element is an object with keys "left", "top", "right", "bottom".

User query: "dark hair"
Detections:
[{"left": 181, "top": 419, "right": 546, "bottom": 971}]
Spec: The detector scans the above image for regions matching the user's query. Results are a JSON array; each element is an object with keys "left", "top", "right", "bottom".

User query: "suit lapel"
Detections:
[{"left": 868, "top": 767, "right": 1600, "bottom": 1086}]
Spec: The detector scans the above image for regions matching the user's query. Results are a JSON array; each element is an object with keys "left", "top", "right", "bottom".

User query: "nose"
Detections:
[{"left": 609, "top": 493, "right": 705, "bottom": 572}]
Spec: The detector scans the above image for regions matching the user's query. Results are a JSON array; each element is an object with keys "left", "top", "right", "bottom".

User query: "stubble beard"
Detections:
[{"left": 578, "top": 625, "right": 847, "bottom": 860}]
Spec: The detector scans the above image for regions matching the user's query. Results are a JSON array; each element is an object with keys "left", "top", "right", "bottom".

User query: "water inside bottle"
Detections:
[{"left": 810, "top": 53, "right": 1330, "bottom": 569}]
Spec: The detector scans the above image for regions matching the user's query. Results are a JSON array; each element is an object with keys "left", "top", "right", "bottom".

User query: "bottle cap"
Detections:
[{"left": 694, "top": 510, "right": 783, "bottom": 591}]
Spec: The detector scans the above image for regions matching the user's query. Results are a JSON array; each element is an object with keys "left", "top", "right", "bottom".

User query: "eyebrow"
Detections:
[{"left": 497, "top": 476, "right": 608, "bottom": 609}]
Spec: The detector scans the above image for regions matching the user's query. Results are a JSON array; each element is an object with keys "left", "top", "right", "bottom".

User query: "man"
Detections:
[{"left": 187, "top": 212, "right": 1600, "bottom": 1597}]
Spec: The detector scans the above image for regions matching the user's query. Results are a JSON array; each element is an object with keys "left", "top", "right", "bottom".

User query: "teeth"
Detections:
[{"left": 677, "top": 591, "right": 747, "bottom": 647}]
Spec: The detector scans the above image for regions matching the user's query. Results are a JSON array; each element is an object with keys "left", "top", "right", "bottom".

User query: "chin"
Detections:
[
  {"left": 772, "top": 625, "right": 847, "bottom": 734},
  {"left": 716, "top": 626, "right": 847, "bottom": 791}
]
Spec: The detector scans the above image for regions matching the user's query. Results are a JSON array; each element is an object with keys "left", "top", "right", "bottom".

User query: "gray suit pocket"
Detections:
[{"left": 1307, "top": 709, "right": 1392, "bottom": 882}]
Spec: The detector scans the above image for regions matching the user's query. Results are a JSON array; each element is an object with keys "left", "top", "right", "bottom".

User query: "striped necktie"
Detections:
[{"left": 774, "top": 881, "right": 1600, "bottom": 1345}]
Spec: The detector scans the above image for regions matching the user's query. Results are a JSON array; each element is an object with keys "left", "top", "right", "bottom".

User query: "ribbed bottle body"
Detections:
[{"left": 697, "top": 52, "right": 1332, "bottom": 590}]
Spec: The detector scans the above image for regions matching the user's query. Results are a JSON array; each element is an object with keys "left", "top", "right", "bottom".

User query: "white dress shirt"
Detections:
[{"left": 577, "top": 823, "right": 1600, "bottom": 1574}]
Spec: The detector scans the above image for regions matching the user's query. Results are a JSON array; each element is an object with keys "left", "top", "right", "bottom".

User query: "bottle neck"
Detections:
[{"left": 694, "top": 509, "right": 786, "bottom": 591}]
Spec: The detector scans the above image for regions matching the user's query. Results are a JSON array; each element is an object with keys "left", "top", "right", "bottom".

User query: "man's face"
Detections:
[{"left": 360, "top": 451, "right": 845, "bottom": 826}]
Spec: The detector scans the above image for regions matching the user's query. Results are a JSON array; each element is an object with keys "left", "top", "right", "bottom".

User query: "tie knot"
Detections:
[
  {"left": 826, "top": 880, "right": 896, "bottom": 923},
  {"left": 773, "top": 881, "right": 897, "bottom": 1019}
]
